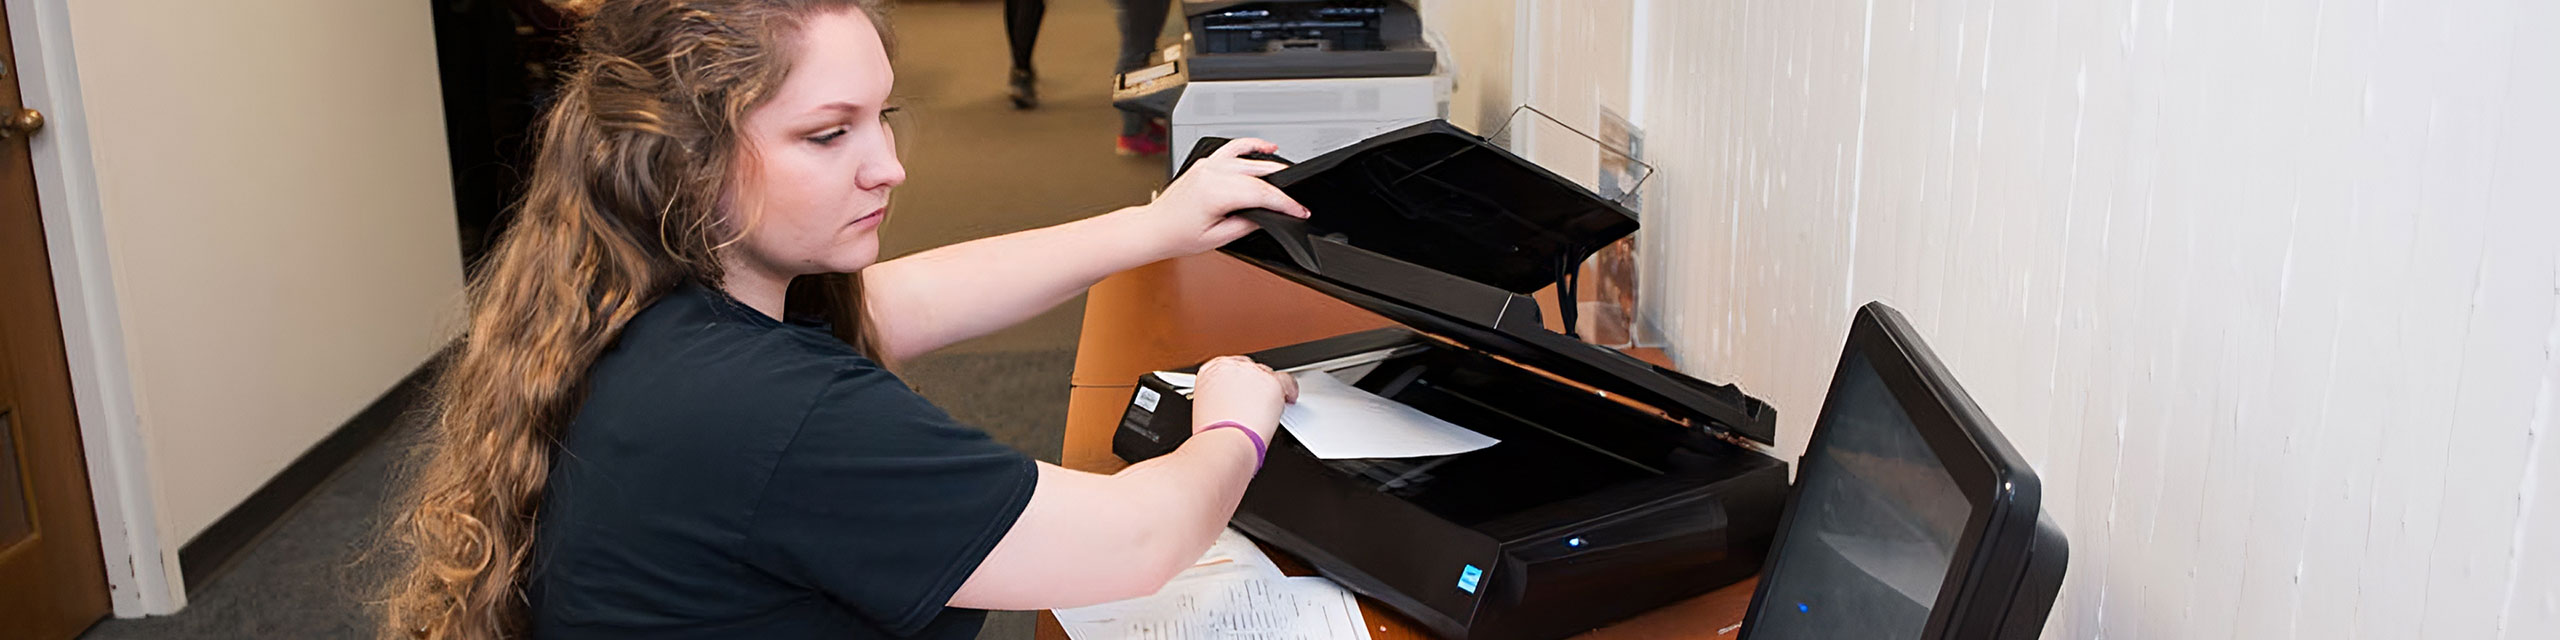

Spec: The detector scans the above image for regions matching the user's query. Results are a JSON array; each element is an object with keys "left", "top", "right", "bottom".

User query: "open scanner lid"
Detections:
[{"left": 1181, "top": 120, "right": 1779, "bottom": 445}]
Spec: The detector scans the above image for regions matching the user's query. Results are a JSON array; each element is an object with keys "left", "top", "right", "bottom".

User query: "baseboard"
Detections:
[{"left": 176, "top": 349, "right": 448, "bottom": 593}]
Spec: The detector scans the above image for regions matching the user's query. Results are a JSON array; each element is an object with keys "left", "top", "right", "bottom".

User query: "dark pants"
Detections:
[
  {"left": 1114, "top": 0, "right": 1172, "bottom": 136},
  {"left": 1004, "top": 0, "right": 1044, "bottom": 73}
]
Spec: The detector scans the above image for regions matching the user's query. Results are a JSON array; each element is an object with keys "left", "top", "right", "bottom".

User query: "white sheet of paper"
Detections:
[
  {"left": 1280, "top": 372, "right": 1500, "bottom": 459},
  {"left": 1057, "top": 528, "right": 1367, "bottom": 640},
  {"left": 1195, "top": 528, "right": 1281, "bottom": 578},
  {"left": 1054, "top": 575, "right": 1372, "bottom": 640},
  {"left": 1153, "top": 371, "right": 1198, "bottom": 389}
]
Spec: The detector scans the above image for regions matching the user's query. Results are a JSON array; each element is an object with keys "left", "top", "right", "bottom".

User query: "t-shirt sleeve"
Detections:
[{"left": 743, "top": 364, "right": 1038, "bottom": 635}]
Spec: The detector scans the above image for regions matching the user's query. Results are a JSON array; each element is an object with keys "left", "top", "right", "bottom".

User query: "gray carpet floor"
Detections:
[{"left": 80, "top": 0, "right": 1165, "bottom": 637}]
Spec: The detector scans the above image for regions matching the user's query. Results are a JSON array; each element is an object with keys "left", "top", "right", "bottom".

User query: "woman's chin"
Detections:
[{"left": 821, "top": 245, "right": 880, "bottom": 274}]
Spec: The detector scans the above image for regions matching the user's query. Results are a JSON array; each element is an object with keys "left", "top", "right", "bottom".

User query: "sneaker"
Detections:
[
  {"left": 1007, "top": 67, "right": 1038, "bottom": 110},
  {"left": 1115, "top": 120, "right": 1170, "bottom": 157},
  {"left": 1114, "top": 133, "right": 1167, "bottom": 157}
]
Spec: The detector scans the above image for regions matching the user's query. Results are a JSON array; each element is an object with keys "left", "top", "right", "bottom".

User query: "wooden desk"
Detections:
[{"left": 1038, "top": 253, "right": 1756, "bottom": 639}]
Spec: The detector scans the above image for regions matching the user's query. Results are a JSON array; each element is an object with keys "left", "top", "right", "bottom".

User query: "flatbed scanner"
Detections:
[{"left": 1111, "top": 121, "right": 1791, "bottom": 639}]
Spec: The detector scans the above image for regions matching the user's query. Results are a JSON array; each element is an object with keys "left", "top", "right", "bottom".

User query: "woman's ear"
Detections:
[{"left": 712, "top": 146, "right": 768, "bottom": 250}]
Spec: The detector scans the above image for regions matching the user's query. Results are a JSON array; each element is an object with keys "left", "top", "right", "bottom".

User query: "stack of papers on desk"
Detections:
[
  {"left": 1053, "top": 529, "right": 1373, "bottom": 640},
  {"left": 1152, "top": 370, "right": 1501, "bottom": 460}
]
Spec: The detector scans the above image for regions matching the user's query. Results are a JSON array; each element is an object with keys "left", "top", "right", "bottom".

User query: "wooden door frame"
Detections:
[{"left": 1, "top": 0, "right": 182, "bottom": 616}]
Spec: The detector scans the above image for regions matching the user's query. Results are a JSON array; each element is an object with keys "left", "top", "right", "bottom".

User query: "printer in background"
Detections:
[
  {"left": 1114, "top": 0, "right": 1449, "bottom": 176},
  {"left": 1112, "top": 122, "right": 1792, "bottom": 640}
]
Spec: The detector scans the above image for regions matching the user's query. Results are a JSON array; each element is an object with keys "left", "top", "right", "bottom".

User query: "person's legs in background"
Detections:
[
  {"left": 1112, "top": 0, "right": 1171, "bottom": 155},
  {"left": 1003, "top": 0, "right": 1045, "bottom": 109}
]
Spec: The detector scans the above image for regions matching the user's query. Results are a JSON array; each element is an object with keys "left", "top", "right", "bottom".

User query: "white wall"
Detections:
[
  {"left": 61, "top": 0, "right": 464, "bottom": 556},
  {"left": 1496, "top": 0, "right": 2560, "bottom": 636},
  {"left": 1509, "top": 0, "right": 1628, "bottom": 190},
  {"left": 1416, "top": 0, "right": 1515, "bottom": 135}
]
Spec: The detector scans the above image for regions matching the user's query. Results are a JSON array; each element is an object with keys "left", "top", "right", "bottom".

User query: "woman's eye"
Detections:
[
  {"left": 879, "top": 107, "right": 902, "bottom": 125},
  {"left": 807, "top": 127, "right": 848, "bottom": 145}
]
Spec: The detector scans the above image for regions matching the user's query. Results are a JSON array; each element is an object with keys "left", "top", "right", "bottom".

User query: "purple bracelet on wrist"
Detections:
[{"left": 1197, "top": 420, "right": 1267, "bottom": 470}]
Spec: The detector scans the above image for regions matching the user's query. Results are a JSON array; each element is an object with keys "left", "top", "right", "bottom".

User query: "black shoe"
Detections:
[{"left": 1008, "top": 67, "right": 1038, "bottom": 110}]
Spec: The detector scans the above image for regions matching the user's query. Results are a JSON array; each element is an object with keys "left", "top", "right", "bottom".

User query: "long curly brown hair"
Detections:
[{"left": 381, "top": 1, "right": 886, "bottom": 637}]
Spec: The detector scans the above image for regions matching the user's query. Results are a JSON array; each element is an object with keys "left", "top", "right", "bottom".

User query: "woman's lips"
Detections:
[{"left": 852, "top": 207, "right": 887, "bottom": 226}]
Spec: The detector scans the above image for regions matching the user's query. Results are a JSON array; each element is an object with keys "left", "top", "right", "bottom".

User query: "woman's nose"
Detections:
[{"left": 861, "top": 132, "right": 906, "bottom": 190}]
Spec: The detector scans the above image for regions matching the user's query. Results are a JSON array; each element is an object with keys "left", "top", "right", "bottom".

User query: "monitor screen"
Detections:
[{"left": 1747, "top": 351, "right": 1974, "bottom": 640}]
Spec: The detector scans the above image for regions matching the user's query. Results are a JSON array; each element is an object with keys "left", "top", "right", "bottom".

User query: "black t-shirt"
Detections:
[{"left": 528, "top": 281, "right": 1038, "bottom": 638}]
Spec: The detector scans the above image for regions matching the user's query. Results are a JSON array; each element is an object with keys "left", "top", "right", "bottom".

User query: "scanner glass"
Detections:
[{"left": 1291, "top": 343, "right": 1755, "bottom": 528}]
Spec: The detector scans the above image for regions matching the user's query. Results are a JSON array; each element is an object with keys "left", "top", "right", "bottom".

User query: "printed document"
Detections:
[{"left": 1055, "top": 529, "right": 1373, "bottom": 640}]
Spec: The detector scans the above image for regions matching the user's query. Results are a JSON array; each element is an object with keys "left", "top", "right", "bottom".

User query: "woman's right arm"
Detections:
[{"left": 947, "top": 356, "right": 1296, "bottom": 610}]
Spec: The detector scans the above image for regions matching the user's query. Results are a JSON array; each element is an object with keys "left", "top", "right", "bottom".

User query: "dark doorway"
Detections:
[{"left": 429, "top": 0, "right": 577, "bottom": 273}]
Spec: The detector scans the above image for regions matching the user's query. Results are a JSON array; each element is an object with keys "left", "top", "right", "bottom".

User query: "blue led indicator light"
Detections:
[
  {"left": 1457, "top": 564, "right": 1484, "bottom": 593},
  {"left": 1566, "top": 537, "right": 1586, "bottom": 548},
  {"left": 1797, "top": 602, "right": 1810, "bottom": 613}
]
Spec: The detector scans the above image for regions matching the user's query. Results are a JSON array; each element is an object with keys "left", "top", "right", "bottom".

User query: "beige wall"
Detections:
[
  {"left": 1491, "top": 0, "right": 2560, "bottom": 636},
  {"left": 65, "top": 0, "right": 464, "bottom": 545},
  {"left": 1416, "top": 0, "right": 1514, "bottom": 136}
]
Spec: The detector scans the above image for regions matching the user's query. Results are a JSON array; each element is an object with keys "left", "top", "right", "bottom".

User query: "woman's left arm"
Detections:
[{"left": 861, "top": 138, "right": 1308, "bottom": 363}]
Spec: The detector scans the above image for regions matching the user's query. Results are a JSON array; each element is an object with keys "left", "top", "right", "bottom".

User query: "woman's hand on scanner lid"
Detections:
[
  {"left": 1191, "top": 355, "right": 1297, "bottom": 442},
  {"left": 1139, "top": 137, "right": 1310, "bottom": 259}
]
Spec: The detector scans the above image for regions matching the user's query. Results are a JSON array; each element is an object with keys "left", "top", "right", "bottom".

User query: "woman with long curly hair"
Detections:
[{"left": 380, "top": 1, "right": 1308, "bottom": 637}]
